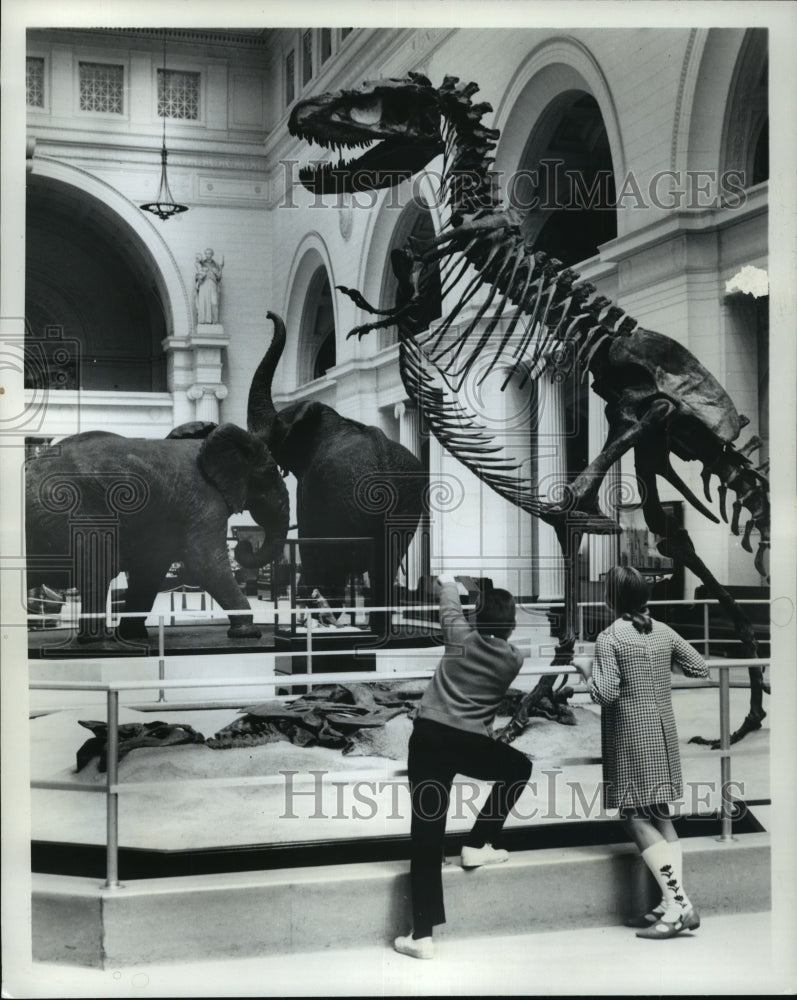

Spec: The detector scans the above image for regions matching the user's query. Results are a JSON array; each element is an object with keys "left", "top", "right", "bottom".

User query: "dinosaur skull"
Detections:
[{"left": 288, "top": 74, "right": 443, "bottom": 194}]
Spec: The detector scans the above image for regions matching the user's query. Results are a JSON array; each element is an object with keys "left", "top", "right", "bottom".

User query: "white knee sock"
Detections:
[
  {"left": 653, "top": 840, "right": 682, "bottom": 911},
  {"left": 641, "top": 840, "right": 691, "bottom": 918}
]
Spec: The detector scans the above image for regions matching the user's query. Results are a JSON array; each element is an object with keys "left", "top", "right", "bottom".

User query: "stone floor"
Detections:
[{"left": 7, "top": 910, "right": 792, "bottom": 998}]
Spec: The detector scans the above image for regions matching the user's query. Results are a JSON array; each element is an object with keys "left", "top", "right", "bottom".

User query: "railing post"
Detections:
[
  {"left": 104, "top": 688, "right": 121, "bottom": 887},
  {"left": 716, "top": 663, "right": 735, "bottom": 842},
  {"left": 703, "top": 603, "right": 710, "bottom": 658},
  {"left": 306, "top": 608, "right": 313, "bottom": 674},
  {"left": 158, "top": 615, "right": 166, "bottom": 703}
]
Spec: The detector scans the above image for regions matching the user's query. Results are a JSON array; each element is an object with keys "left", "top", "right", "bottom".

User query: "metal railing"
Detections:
[{"left": 28, "top": 597, "right": 772, "bottom": 887}]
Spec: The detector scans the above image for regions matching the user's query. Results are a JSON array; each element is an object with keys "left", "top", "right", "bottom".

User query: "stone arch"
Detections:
[
  {"left": 721, "top": 29, "right": 768, "bottom": 185},
  {"left": 354, "top": 170, "right": 447, "bottom": 329},
  {"left": 301, "top": 267, "right": 336, "bottom": 383},
  {"left": 282, "top": 236, "right": 339, "bottom": 390},
  {"left": 376, "top": 201, "right": 442, "bottom": 351},
  {"left": 681, "top": 28, "right": 767, "bottom": 185},
  {"left": 493, "top": 37, "right": 626, "bottom": 240},
  {"left": 28, "top": 157, "right": 192, "bottom": 343}
]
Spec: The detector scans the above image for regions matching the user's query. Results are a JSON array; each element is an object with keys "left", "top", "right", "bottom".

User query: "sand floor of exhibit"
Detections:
[{"left": 29, "top": 682, "right": 769, "bottom": 854}]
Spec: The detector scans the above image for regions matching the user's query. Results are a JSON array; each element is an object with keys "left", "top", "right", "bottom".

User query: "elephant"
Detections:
[
  {"left": 244, "top": 312, "right": 427, "bottom": 636},
  {"left": 25, "top": 422, "right": 290, "bottom": 643}
]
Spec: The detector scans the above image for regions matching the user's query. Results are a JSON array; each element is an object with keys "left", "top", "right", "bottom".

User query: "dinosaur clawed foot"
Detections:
[
  {"left": 496, "top": 682, "right": 577, "bottom": 743},
  {"left": 688, "top": 709, "right": 766, "bottom": 749}
]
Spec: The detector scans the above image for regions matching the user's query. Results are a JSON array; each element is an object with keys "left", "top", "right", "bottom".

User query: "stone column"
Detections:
[
  {"left": 182, "top": 322, "right": 231, "bottom": 424},
  {"left": 188, "top": 383, "right": 228, "bottom": 424},
  {"left": 535, "top": 372, "right": 566, "bottom": 601},
  {"left": 394, "top": 400, "right": 425, "bottom": 588},
  {"left": 164, "top": 341, "right": 195, "bottom": 428},
  {"left": 588, "top": 390, "right": 620, "bottom": 584}
]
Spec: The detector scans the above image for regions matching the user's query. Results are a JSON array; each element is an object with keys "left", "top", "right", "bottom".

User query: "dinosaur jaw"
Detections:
[{"left": 297, "top": 136, "right": 444, "bottom": 194}]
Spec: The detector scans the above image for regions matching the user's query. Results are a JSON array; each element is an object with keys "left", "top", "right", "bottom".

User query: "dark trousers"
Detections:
[{"left": 407, "top": 717, "right": 532, "bottom": 935}]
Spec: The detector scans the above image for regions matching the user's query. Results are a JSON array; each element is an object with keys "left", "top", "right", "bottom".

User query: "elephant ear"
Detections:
[
  {"left": 198, "top": 423, "right": 264, "bottom": 514},
  {"left": 276, "top": 400, "right": 329, "bottom": 476}
]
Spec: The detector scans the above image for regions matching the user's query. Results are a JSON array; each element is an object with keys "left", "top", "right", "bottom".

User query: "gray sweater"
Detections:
[{"left": 418, "top": 582, "right": 524, "bottom": 737}]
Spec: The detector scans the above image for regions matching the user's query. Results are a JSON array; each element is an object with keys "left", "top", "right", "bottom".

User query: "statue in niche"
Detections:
[{"left": 195, "top": 248, "right": 224, "bottom": 324}]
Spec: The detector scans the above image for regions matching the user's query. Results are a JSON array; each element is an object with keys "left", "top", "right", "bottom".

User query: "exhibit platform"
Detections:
[{"left": 32, "top": 817, "right": 771, "bottom": 968}]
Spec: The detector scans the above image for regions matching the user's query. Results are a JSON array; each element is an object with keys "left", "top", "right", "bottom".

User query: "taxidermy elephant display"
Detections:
[
  {"left": 244, "top": 312, "right": 426, "bottom": 635},
  {"left": 25, "top": 423, "right": 289, "bottom": 642}
]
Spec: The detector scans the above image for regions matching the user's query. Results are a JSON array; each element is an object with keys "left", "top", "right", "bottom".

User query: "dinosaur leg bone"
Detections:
[
  {"left": 539, "top": 395, "right": 677, "bottom": 535},
  {"left": 634, "top": 450, "right": 767, "bottom": 747},
  {"left": 497, "top": 521, "right": 582, "bottom": 743}
]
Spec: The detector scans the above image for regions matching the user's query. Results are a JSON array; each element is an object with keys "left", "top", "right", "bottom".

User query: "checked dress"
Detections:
[{"left": 588, "top": 618, "right": 708, "bottom": 810}]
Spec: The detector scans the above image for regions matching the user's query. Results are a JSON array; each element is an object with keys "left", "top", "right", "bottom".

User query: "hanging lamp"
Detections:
[{"left": 141, "top": 34, "right": 188, "bottom": 221}]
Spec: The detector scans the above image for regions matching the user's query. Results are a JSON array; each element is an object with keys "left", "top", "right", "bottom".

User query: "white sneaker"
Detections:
[
  {"left": 460, "top": 844, "right": 510, "bottom": 869},
  {"left": 394, "top": 934, "right": 434, "bottom": 959}
]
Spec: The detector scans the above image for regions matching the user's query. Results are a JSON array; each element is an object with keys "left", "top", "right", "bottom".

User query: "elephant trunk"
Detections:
[
  {"left": 248, "top": 312, "right": 286, "bottom": 453},
  {"left": 235, "top": 484, "right": 290, "bottom": 569},
  {"left": 234, "top": 538, "right": 274, "bottom": 569}
]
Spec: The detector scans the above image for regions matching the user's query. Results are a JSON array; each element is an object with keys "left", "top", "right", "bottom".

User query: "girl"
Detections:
[{"left": 574, "top": 566, "right": 709, "bottom": 939}]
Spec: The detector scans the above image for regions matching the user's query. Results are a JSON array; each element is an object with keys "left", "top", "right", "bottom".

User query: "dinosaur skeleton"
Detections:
[{"left": 288, "top": 73, "right": 770, "bottom": 745}]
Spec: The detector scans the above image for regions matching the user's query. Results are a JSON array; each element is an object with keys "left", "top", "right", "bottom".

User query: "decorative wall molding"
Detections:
[
  {"left": 30, "top": 27, "right": 272, "bottom": 52},
  {"left": 671, "top": 29, "right": 705, "bottom": 173},
  {"left": 378, "top": 27, "right": 456, "bottom": 79},
  {"left": 31, "top": 137, "right": 268, "bottom": 174},
  {"left": 197, "top": 176, "right": 268, "bottom": 202}
]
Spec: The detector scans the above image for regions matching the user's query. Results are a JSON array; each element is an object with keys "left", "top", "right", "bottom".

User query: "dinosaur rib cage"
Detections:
[
  {"left": 399, "top": 330, "right": 546, "bottom": 517},
  {"left": 421, "top": 221, "right": 625, "bottom": 391}
]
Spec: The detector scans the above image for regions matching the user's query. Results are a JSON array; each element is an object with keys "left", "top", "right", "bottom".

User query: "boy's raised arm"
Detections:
[{"left": 437, "top": 575, "right": 472, "bottom": 647}]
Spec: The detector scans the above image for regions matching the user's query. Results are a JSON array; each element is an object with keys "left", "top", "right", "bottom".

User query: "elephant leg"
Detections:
[
  {"left": 369, "top": 523, "right": 418, "bottom": 640},
  {"left": 367, "top": 541, "right": 395, "bottom": 640},
  {"left": 184, "top": 546, "right": 262, "bottom": 639}
]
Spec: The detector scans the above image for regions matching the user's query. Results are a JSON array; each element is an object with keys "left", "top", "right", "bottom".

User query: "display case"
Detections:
[
  {"left": 580, "top": 501, "right": 685, "bottom": 640},
  {"left": 266, "top": 537, "right": 376, "bottom": 686},
  {"left": 617, "top": 500, "right": 684, "bottom": 601}
]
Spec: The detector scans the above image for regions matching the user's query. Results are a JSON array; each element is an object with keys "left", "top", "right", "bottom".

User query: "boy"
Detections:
[{"left": 394, "top": 574, "right": 532, "bottom": 959}]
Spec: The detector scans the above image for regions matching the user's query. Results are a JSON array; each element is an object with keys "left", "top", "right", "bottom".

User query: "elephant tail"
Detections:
[{"left": 247, "top": 311, "right": 286, "bottom": 442}]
